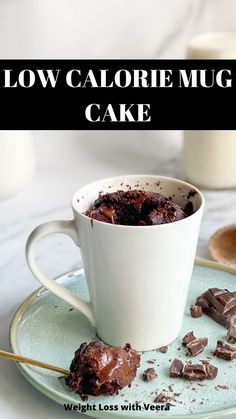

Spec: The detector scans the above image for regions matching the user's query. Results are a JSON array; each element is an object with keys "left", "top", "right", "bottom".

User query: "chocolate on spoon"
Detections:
[{"left": 208, "top": 224, "right": 236, "bottom": 267}]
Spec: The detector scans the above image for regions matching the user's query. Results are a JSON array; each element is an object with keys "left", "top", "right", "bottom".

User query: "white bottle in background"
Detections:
[
  {"left": 183, "top": 131, "right": 236, "bottom": 189},
  {"left": 183, "top": 32, "right": 236, "bottom": 189},
  {"left": 0, "top": 131, "right": 35, "bottom": 200}
]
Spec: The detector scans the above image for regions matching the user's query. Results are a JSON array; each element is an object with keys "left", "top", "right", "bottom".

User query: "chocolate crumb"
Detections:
[
  {"left": 147, "top": 359, "right": 156, "bottom": 364},
  {"left": 159, "top": 346, "right": 168, "bottom": 353},
  {"left": 154, "top": 393, "right": 171, "bottom": 403},
  {"left": 190, "top": 304, "right": 203, "bottom": 318},
  {"left": 168, "top": 385, "right": 174, "bottom": 392},
  {"left": 69, "top": 308, "right": 73, "bottom": 311},
  {"left": 187, "top": 190, "right": 197, "bottom": 199},
  {"left": 217, "top": 385, "right": 229, "bottom": 390},
  {"left": 142, "top": 368, "right": 157, "bottom": 381}
]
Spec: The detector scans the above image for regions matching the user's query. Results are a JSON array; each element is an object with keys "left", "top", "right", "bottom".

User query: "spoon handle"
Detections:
[{"left": 0, "top": 349, "right": 70, "bottom": 375}]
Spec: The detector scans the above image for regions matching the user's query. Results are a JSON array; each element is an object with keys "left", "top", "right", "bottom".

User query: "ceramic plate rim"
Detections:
[{"left": 9, "top": 258, "right": 236, "bottom": 419}]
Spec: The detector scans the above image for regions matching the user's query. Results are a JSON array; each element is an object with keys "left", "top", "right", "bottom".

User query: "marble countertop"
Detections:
[{"left": 1, "top": 133, "right": 236, "bottom": 419}]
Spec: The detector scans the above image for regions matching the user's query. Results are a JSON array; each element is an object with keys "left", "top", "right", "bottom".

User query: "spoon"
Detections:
[
  {"left": 208, "top": 224, "right": 236, "bottom": 267},
  {"left": 0, "top": 349, "right": 70, "bottom": 375}
]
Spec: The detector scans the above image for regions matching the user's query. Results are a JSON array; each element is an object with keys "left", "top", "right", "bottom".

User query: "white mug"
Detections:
[{"left": 26, "top": 175, "right": 204, "bottom": 351}]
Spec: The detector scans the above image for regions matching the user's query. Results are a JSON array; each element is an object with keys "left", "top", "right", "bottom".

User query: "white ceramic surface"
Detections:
[
  {"left": 9, "top": 260, "right": 236, "bottom": 419},
  {"left": 26, "top": 175, "right": 204, "bottom": 351}
]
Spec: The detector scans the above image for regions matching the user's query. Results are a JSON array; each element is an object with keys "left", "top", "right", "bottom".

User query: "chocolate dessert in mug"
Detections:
[{"left": 26, "top": 175, "right": 204, "bottom": 351}]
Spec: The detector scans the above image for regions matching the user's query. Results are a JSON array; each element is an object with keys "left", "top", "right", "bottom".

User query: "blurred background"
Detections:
[{"left": 1, "top": 2, "right": 236, "bottom": 418}]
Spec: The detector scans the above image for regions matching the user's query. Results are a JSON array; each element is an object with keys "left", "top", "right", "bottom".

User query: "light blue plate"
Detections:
[{"left": 10, "top": 259, "right": 236, "bottom": 419}]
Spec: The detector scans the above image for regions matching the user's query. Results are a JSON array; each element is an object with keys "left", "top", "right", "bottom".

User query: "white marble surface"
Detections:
[{"left": 1, "top": 132, "right": 236, "bottom": 419}]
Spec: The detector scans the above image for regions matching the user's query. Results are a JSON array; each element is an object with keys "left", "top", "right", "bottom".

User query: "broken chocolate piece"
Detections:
[
  {"left": 205, "top": 363, "right": 218, "bottom": 379},
  {"left": 206, "top": 288, "right": 236, "bottom": 314},
  {"left": 65, "top": 342, "right": 140, "bottom": 396},
  {"left": 190, "top": 304, "right": 203, "bottom": 318},
  {"left": 170, "top": 359, "right": 218, "bottom": 381},
  {"left": 214, "top": 340, "right": 236, "bottom": 361},
  {"left": 159, "top": 346, "right": 168, "bottom": 353},
  {"left": 142, "top": 368, "right": 157, "bottom": 381},
  {"left": 227, "top": 317, "right": 236, "bottom": 344},
  {"left": 196, "top": 289, "right": 236, "bottom": 328},
  {"left": 186, "top": 337, "right": 208, "bottom": 356},
  {"left": 183, "top": 363, "right": 208, "bottom": 380},
  {"left": 183, "top": 362, "right": 218, "bottom": 380},
  {"left": 170, "top": 359, "right": 184, "bottom": 378},
  {"left": 154, "top": 393, "right": 172, "bottom": 403},
  {"left": 182, "top": 331, "right": 196, "bottom": 346}
]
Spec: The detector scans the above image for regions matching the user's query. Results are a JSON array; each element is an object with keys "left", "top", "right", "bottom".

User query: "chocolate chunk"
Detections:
[
  {"left": 214, "top": 340, "right": 236, "bottom": 361},
  {"left": 183, "top": 362, "right": 218, "bottom": 380},
  {"left": 142, "top": 368, "right": 157, "bottom": 381},
  {"left": 100, "top": 207, "right": 116, "bottom": 223},
  {"left": 65, "top": 342, "right": 140, "bottom": 396},
  {"left": 159, "top": 346, "right": 168, "bottom": 353},
  {"left": 154, "top": 393, "right": 172, "bottom": 403},
  {"left": 206, "top": 288, "right": 236, "bottom": 314},
  {"left": 227, "top": 317, "right": 236, "bottom": 344},
  {"left": 170, "top": 359, "right": 218, "bottom": 381},
  {"left": 170, "top": 359, "right": 184, "bottom": 378},
  {"left": 196, "top": 289, "right": 236, "bottom": 328},
  {"left": 183, "top": 363, "right": 208, "bottom": 380},
  {"left": 190, "top": 304, "right": 203, "bottom": 318},
  {"left": 186, "top": 337, "right": 208, "bottom": 356},
  {"left": 205, "top": 363, "right": 218, "bottom": 379},
  {"left": 182, "top": 331, "right": 196, "bottom": 346}
]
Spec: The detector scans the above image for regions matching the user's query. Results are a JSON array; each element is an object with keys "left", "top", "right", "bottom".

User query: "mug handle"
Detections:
[{"left": 26, "top": 220, "right": 96, "bottom": 327}]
